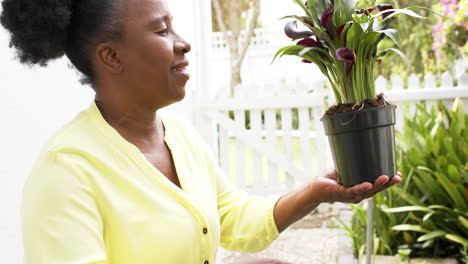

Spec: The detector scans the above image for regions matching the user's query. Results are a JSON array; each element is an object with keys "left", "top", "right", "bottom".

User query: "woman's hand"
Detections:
[
  {"left": 273, "top": 170, "right": 402, "bottom": 233},
  {"left": 309, "top": 170, "right": 403, "bottom": 204}
]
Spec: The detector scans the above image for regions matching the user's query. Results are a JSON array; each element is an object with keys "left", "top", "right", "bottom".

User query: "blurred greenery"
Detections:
[
  {"left": 356, "top": 0, "right": 467, "bottom": 81},
  {"left": 337, "top": 99, "right": 468, "bottom": 263}
]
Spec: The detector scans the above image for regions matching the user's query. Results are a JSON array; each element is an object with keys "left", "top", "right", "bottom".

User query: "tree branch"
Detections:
[
  {"left": 237, "top": 0, "right": 261, "bottom": 66},
  {"left": 211, "top": 0, "right": 236, "bottom": 46}
]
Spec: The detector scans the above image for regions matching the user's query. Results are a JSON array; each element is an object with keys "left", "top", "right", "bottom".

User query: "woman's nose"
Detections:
[{"left": 175, "top": 36, "right": 191, "bottom": 54}]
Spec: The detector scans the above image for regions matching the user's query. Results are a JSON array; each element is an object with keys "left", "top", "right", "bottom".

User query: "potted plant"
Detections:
[
  {"left": 273, "top": 0, "right": 434, "bottom": 187},
  {"left": 336, "top": 99, "right": 467, "bottom": 263}
]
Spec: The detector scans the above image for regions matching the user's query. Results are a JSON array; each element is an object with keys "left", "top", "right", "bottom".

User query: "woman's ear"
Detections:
[{"left": 95, "top": 42, "right": 123, "bottom": 74}]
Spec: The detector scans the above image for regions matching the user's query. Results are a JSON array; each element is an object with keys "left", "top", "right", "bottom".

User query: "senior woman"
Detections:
[{"left": 0, "top": 0, "right": 401, "bottom": 263}]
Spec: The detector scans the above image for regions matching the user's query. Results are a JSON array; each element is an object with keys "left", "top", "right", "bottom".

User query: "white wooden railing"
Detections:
[{"left": 197, "top": 72, "right": 468, "bottom": 195}]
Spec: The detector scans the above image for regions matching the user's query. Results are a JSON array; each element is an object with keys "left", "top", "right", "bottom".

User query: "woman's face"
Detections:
[{"left": 117, "top": 0, "right": 191, "bottom": 109}]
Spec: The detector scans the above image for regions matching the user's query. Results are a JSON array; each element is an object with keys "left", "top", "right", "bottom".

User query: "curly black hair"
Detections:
[{"left": 0, "top": 0, "right": 124, "bottom": 86}]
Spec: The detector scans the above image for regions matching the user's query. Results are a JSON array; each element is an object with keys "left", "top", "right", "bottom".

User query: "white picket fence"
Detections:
[{"left": 198, "top": 72, "right": 468, "bottom": 195}]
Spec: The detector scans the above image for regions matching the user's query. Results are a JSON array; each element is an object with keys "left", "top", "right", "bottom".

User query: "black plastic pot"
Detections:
[{"left": 320, "top": 105, "right": 397, "bottom": 187}]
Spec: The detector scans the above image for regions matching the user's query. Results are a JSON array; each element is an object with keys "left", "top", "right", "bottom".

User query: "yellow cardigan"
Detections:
[{"left": 21, "top": 101, "right": 281, "bottom": 264}]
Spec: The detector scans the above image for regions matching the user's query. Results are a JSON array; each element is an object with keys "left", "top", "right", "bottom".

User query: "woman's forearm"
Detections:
[{"left": 273, "top": 183, "right": 321, "bottom": 233}]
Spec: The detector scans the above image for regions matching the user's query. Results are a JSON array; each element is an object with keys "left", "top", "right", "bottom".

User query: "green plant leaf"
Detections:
[
  {"left": 314, "top": 0, "right": 328, "bottom": 20},
  {"left": 383, "top": 206, "right": 433, "bottom": 213},
  {"left": 291, "top": 0, "right": 313, "bottom": 19},
  {"left": 373, "top": 7, "right": 428, "bottom": 20},
  {"left": 392, "top": 186, "right": 423, "bottom": 206},
  {"left": 434, "top": 171, "right": 468, "bottom": 211},
  {"left": 271, "top": 45, "right": 304, "bottom": 63},
  {"left": 377, "top": 48, "right": 408, "bottom": 64},
  {"left": 392, "top": 224, "right": 430, "bottom": 233},
  {"left": 452, "top": 98, "right": 466, "bottom": 131},
  {"left": 298, "top": 47, "right": 327, "bottom": 56},
  {"left": 459, "top": 216, "right": 468, "bottom": 230},
  {"left": 422, "top": 239, "right": 435, "bottom": 248},
  {"left": 445, "top": 234, "right": 468, "bottom": 247},
  {"left": 346, "top": 22, "right": 364, "bottom": 52},
  {"left": 333, "top": 0, "right": 347, "bottom": 28},
  {"left": 341, "top": 0, "right": 357, "bottom": 21},
  {"left": 447, "top": 165, "right": 460, "bottom": 183},
  {"left": 306, "top": 0, "right": 321, "bottom": 27},
  {"left": 416, "top": 166, "right": 434, "bottom": 173},
  {"left": 377, "top": 29, "right": 401, "bottom": 47},
  {"left": 373, "top": 18, "right": 392, "bottom": 31},
  {"left": 422, "top": 212, "right": 434, "bottom": 222},
  {"left": 417, "top": 230, "right": 447, "bottom": 242}
]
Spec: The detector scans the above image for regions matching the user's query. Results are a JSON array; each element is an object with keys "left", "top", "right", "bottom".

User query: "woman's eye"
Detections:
[{"left": 157, "top": 28, "right": 169, "bottom": 35}]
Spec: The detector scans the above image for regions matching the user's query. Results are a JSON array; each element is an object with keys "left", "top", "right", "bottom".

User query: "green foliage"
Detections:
[
  {"left": 337, "top": 99, "right": 468, "bottom": 262},
  {"left": 275, "top": 0, "right": 435, "bottom": 104},
  {"left": 358, "top": 0, "right": 467, "bottom": 80}
]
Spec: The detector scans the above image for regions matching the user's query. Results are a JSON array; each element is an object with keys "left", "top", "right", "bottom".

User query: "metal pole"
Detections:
[{"left": 366, "top": 198, "right": 374, "bottom": 264}]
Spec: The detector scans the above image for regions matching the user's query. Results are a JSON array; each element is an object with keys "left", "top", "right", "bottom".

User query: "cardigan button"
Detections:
[
  {"left": 203, "top": 228, "right": 208, "bottom": 235},
  {"left": 204, "top": 261, "right": 209, "bottom": 264}
]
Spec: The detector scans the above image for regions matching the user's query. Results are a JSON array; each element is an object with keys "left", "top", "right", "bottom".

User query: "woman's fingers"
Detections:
[
  {"left": 368, "top": 174, "right": 403, "bottom": 196},
  {"left": 369, "top": 175, "right": 390, "bottom": 193}
]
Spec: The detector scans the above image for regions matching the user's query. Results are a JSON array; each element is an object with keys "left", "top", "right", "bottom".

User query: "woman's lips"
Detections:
[
  {"left": 172, "top": 62, "right": 190, "bottom": 80},
  {"left": 173, "top": 67, "right": 190, "bottom": 80}
]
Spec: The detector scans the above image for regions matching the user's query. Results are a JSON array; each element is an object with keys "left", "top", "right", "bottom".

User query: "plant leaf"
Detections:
[
  {"left": 271, "top": 45, "right": 304, "bottom": 63},
  {"left": 299, "top": 46, "right": 326, "bottom": 56},
  {"left": 377, "top": 29, "right": 401, "bottom": 47},
  {"left": 459, "top": 216, "right": 468, "bottom": 230},
  {"left": 383, "top": 206, "right": 433, "bottom": 213},
  {"left": 341, "top": 0, "right": 357, "bottom": 21},
  {"left": 417, "top": 230, "right": 447, "bottom": 242},
  {"left": 291, "top": 0, "right": 313, "bottom": 18},
  {"left": 377, "top": 48, "right": 408, "bottom": 64},
  {"left": 346, "top": 22, "right": 363, "bottom": 52},
  {"left": 306, "top": 0, "right": 321, "bottom": 27},
  {"left": 445, "top": 234, "right": 468, "bottom": 247},
  {"left": 422, "top": 212, "right": 434, "bottom": 222},
  {"left": 392, "top": 224, "right": 429, "bottom": 233},
  {"left": 373, "top": 7, "right": 428, "bottom": 20}
]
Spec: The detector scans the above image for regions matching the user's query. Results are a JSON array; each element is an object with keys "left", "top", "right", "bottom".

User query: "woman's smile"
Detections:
[{"left": 171, "top": 60, "right": 190, "bottom": 80}]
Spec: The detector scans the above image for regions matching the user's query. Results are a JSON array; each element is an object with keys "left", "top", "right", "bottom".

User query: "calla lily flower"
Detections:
[
  {"left": 284, "top": 21, "right": 313, "bottom": 40},
  {"left": 276, "top": 0, "right": 433, "bottom": 105},
  {"left": 337, "top": 24, "right": 346, "bottom": 39},
  {"left": 377, "top": 4, "right": 395, "bottom": 19},
  {"left": 321, "top": 6, "right": 335, "bottom": 37},
  {"left": 297, "top": 37, "right": 322, "bottom": 48},
  {"left": 335, "top": 48, "right": 355, "bottom": 73}
]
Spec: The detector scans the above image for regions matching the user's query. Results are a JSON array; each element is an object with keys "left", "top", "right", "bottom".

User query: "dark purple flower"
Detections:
[
  {"left": 376, "top": 59, "right": 382, "bottom": 64},
  {"left": 321, "top": 5, "right": 335, "bottom": 37},
  {"left": 321, "top": 6, "right": 334, "bottom": 28},
  {"left": 337, "top": 24, "right": 346, "bottom": 39},
  {"left": 284, "top": 21, "right": 313, "bottom": 40},
  {"left": 302, "top": 59, "right": 312, "bottom": 63},
  {"left": 335, "top": 48, "right": 355, "bottom": 73},
  {"left": 297, "top": 38, "right": 322, "bottom": 48},
  {"left": 367, "top": 6, "right": 377, "bottom": 14},
  {"left": 377, "top": 4, "right": 395, "bottom": 19}
]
